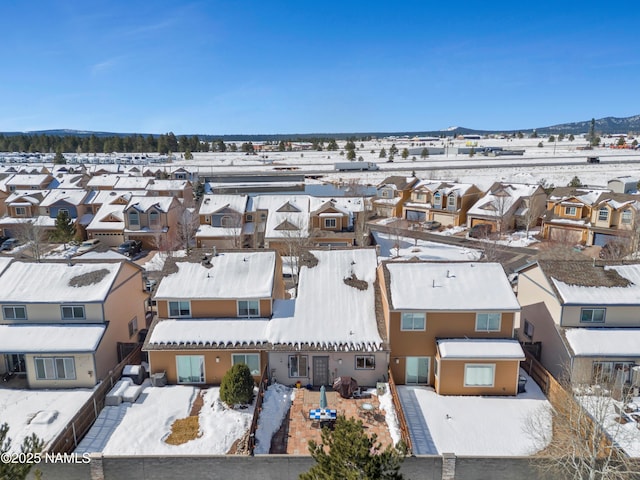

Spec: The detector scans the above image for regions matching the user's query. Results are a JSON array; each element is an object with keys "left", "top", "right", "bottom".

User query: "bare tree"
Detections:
[
  {"left": 527, "top": 367, "right": 640, "bottom": 480},
  {"left": 279, "top": 226, "right": 312, "bottom": 296},
  {"left": 175, "top": 206, "right": 200, "bottom": 254},
  {"left": 14, "top": 220, "right": 48, "bottom": 262}
]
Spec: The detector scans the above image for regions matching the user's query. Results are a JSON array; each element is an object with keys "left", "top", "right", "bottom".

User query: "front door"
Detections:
[
  {"left": 312, "top": 356, "right": 329, "bottom": 387},
  {"left": 406, "top": 357, "right": 429, "bottom": 384}
]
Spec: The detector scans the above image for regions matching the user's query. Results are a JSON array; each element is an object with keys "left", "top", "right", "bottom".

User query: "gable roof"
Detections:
[
  {"left": 377, "top": 176, "right": 418, "bottom": 191},
  {"left": 199, "top": 194, "right": 248, "bottom": 216},
  {"left": 41, "top": 189, "right": 88, "bottom": 207},
  {"left": 468, "top": 183, "right": 541, "bottom": 218},
  {"left": 126, "top": 195, "right": 176, "bottom": 213}
]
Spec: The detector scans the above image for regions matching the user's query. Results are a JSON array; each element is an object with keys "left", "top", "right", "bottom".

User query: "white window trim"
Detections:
[
  {"left": 176, "top": 355, "right": 205, "bottom": 384},
  {"left": 128, "top": 210, "right": 140, "bottom": 226},
  {"left": 34, "top": 356, "right": 76, "bottom": 380},
  {"left": 324, "top": 218, "right": 337, "bottom": 228},
  {"left": 288, "top": 354, "right": 308, "bottom": 377},
  {"left": 3, "top": 305, "right": 27, "bottom": 321},
  {"left": 464, "top": 363, "right": 495, "bottom": 387},
  {"left": 128, "top": 316, "right": 138, "bottom": 338},
  {"left": 237, "top": 300, "right": 260, "bottom": 318},
  {"left": 475, "top": 312, "right": 501, "bottom": 332},
  {"left": 400, "top": 312, "right": 426, "bottom": 331},
  {"left": 580, "top": 308, "right": 606, "bottom": 324},
  {"left": 355, "top": 355, "right": 375, "bottom": 370},
  {"left": 168, "top": 300, "right": 191, "bottom": 318},
  {"left": 564, "top": 206, "right": 577, "bottom": 216},
  {"left": 232, "top": 353, "right": 261, "bottom": 376},
  {"left": 15, "top": 206, "right": 27, "bottom": 216},
  {"left": 61, "top": 305, "right": 86, "bottom": 320},
  {"left": 598, "top": 208, "right": 609, "bottom": 221},
  {"left": 621, "top": 210, "right": 632, "bottom": 224}
]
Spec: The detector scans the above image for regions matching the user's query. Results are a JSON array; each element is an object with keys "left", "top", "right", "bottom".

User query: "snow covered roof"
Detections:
[
  {"left": 86, "top": 174, "right": 128, "bottom": 188},
  {"left": 251, "top": 195, "right": 310, "bottom": 239},
  {"left": 385, "top": 262, "right": 520, "bottom": 311},
  {"left": 0, "top": 262, "right": 121, "bottom": 303},
  {"left": 147, "top": 179, "right": 189, "bottom": 191},
  {"left": 126, "top": 195, "right": 175, "bottom": 213},
  {"left": 146, "top": 318, "right": 270, "bottom": 347},
  {"left": 86, "top": 202, "right": 125, "bottom": 231},
  {"left": 154, "top": 251, "right": 276, "bottom": 300},
  {"left": 437, "top": 339, "right": 524, "bottom": 359},
  {"left": 549, "top": 263, "right": 640, "bottom": 305},
  {"left": 0, "top": 257, "right": 13, "bottom": 276},
  {"left": 6, "top": 190, "right": 45, "bottom": 205},
  {"left": 147, "top": 249, "right": 383, "bottom": 351},
  {"left": 41, "top": 189, "right": 88, "bottom": 207},
  {"left": 199, "top": 194, "right": 248, "bottom": 215},
  {"left": 266, "top": 249, "right": 383, "bottom": 351},
  {"left": 113, "top": 176, "right": 152, "bottom": 190},
  {"left": 195, "top": 224, "right": 241, "bottom": 238},
  {"left": 548, "top": 187, "right": 610, "bottom": 206},
  {"left": 564, "top": 328, "right": 640, "bottom": 356},
  {"left": 377, "top": 176, "right": 418, "bottom": 190},
  {"left": 88, "top": 189, "right": 148, "bottom": 205},
  {"left": 468, "top": 183, "right": 540, "bottom": 218},
  {"left": 6, "top": 174, "right": 51, "bottom": 187},
  {"left": 0, "top": 324, "right": 106, "bottom": 353},
  {"left": 47, "top": 174, "right": 85, "bottom": 189}
]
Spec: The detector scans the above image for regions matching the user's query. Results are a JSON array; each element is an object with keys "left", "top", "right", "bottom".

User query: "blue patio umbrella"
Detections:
[{"left": 319, "top": 385, "right": 327, "bottom": 409}]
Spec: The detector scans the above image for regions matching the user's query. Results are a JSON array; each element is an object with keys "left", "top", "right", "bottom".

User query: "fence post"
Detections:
[
  {"left": 93, "top": 397, "right": 98, "bottom": 419},
  {"left": 72, "top": 422, "right": 77, "bottom": 447},
  {"left": 442, "top": 453, "right": 456, "bottom": 480}
]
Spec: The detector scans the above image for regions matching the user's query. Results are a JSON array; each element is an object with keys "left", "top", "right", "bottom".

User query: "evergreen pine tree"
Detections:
[
  {"left": 220, "top": 363, "right": 255, "bottom": 406},
  {"left": 300, "top": 416, "right": 406, "bottom": 480},
  {"left": 52, "top": 210, "right": 76, "bottom": 248},
  {"left": 0, "top": 423, "right": 44, "bottom": 480}
]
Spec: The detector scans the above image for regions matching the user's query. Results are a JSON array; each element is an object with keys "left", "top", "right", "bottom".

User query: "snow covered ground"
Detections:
[
  {"left": 372, "top": 231, "right": 482, "bottom": 261},
  {"left": 76, "top": 384, "right": 254, "bottom": 455},
  {"left": 254, "top": 383, "right": 294, "bottom": 454},
  {"left": 0, "top": 387, "right": 94, "bottom": 452},
  {"left": 399, "top": 373, "right": 552, "bottom": 456}
]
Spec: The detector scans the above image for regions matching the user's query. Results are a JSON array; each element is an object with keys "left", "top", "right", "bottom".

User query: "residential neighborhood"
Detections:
[{"left": 0, "top": 138, "right": 640, "bottom": 480}]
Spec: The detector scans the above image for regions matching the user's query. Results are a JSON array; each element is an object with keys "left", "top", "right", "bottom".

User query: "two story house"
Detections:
[
  {"left": 402, "top": 180, "right": 482, "bottom": 227},
  {"left": 517, "top": 260, "right": 640, "bottom": 386},
  {"left": 541, "top": 187, "right": 611, "bottom": 245},
  {"left": 0, "top": 190, "right": 46, "bottom": 237},
  {"left": 467, "top": 182, "right": 546, "bottom": 233},
  {"left": 0, "top": 260, "right": 147, "bottom": 388},
  {"left": 123, "top": 195, "right": 181, "bottom": 250},
  {"left": 85, "top": 191, "right": 147, "bottom": 246},
  {"left": 196, "top": 194, "right": 248, "bottom": 249},
  {"left": 372, "top": 176, "right": 419, "bottom": 218},
  {"left": 378, "top": 261, "right": 523, "bottom": 395},
  {"left": 588, "top": 193, "right": 640, "bottom": 248},
  {"left": 144, "top": 250, "right": 286, "bottom": 384}
]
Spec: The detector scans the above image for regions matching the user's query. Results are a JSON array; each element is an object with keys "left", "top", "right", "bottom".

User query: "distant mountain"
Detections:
[{"left": 2, "top": 115, "right": 639, "bottom": 140}]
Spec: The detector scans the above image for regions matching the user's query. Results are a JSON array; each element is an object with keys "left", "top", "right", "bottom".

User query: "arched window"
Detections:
[
  {"left": 149, "top": 210, "right": 160, "bottom": 226},
  {"left": 128, "top": 210, "right": 140, "bottom": 226}
]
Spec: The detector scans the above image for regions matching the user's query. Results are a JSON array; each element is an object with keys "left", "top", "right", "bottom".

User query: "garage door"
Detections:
[
  {"left": 593, "top": 233, "right": 618, "bottom": 247},
  {"left": 470, "top": 218, "right": 494, "bottom": 228},
  {"left": 433, "top": 212, "right": 454, "bottom": 226},
  {"left": 405, "top": 210, "right": 426, "bottom": 222},
  {"left": 549, "top": 227, "right": 582, "bottom": 243}
]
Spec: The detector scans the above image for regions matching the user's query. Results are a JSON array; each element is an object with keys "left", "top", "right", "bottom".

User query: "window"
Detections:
[
  {"left": 61, "top": 305, "right": 85, "bottom": 320},
  {"left": 15, "top": 206, "right": 26, "bottom": 216},
  {"left": 168, "top": 301, "right": 191, "bottom": 318},
  {"left": 259, "top": 213, "right": 267, "bottom": 221},
  {"left": 592, "top": 361, "right": 634, "bottom": 384},
  {"left": 289, "top": 355, "right": 308, "bottom": 377},
  {"left": 128, "top": 316, "right": 138, "bottom": 338},
  {"left": 464, "top": 364, "right": 495, "bottom": 387},
  {"left": 355, "top": 355, "right": 375, "bottom": 370},
  {"left": 622, "top": 209, "right": 632, "bottom": 224},
  {"left": 128, "top": 210, "right": 140, "bottom": 226},
  {"left": 35, "top": 357, "right": 76, "bottom": 380},
  {"left": 238, "top": 300, "right": 259, "bottom": 317},
  {"left": 447, "top": 193, "right": 457, "bottom": 211},
  {"left": 245, "top": 214, "right": 254, "bottom": 222},
  {"left": 381, "top": 190, "right": 390, "bottom": 198},
  {"left": 149, "top": 210, "right": 160, "bottom": 226},
  {"left": 476, "top": 313, "right": 501, "bottom": 332},
  {"left": 232, "top": 353, "right": 260, "bottom": 375},
  {"left": 401, "top": 312, "right": 425, "bottom": 331},
  {"left": 415, "top": 193, "right": 425, "bottom": 201},
  {"left": 523, "top": 319, "right": 534, "bottom": 339},
  {"left": 598, "top": 207, "right": 609, "bottom": 221},
  {"left": 58, "top": 208, "right": 70, "bottom": 217},
  {"left": 434, "top": 192, "right": 442, "bottom": 208},
  {"left": 176, "top": 355, "right": 204, "bottom": 383},
  {"left": 564, "top": 206, "right": 577, "bottom": 216},
  {"left": 324, "top": 218, "right": 337, "bottom": 228},
  {"left": 580, "top": 308, "right": 605, "bottom": 323},
  {"left": 3, "top": 305, "right": 26, "bottom": 320}
]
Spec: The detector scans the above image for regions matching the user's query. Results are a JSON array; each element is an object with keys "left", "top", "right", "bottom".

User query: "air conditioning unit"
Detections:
[{"left": 150, "top": 371, "right": 167, "bottom": 387}]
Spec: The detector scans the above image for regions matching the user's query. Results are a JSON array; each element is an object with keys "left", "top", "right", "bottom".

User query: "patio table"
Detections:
[{"left": 309, "top": 408, "right": 337, "bottom": 421}]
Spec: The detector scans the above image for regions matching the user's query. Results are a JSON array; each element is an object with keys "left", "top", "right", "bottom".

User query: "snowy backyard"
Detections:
[
  {"left": 397, "top": 372, "right": 552, "bottom": 456},
  {"left": 0, "top": 387, "right": 94, "bottom": 452}
]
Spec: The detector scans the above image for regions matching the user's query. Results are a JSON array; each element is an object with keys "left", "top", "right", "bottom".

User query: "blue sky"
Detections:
[{"left": 1, "top": 1, "right": 638, "bottom": 135}]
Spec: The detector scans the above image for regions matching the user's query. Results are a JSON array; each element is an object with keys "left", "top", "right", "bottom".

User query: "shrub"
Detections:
[{"left": 220, "top": 363, "right": 255, "bottom": 406}]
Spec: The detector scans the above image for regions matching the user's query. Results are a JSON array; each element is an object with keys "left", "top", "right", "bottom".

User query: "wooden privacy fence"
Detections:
[
  {"left": 520, "top": 350, "right": 566, "bottom": 406},
  {"left": 47, "top": 345, "right": 142, "bottom": 454},
  {"left": 387, "top": 369, "right": 413, "bottom": 454},
  {"left": 248, "top": 364, "right": 270, "bottom": 454}
]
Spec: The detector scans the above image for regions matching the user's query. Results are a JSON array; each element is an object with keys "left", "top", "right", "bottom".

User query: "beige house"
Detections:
[
  {"left": 378, "top": 261, "right": 523, "bottom": 395},
  {"left": 123, "top": 195, "right": 182, "bottom": 250},
  {"left": 402, "top": 180, "right": 482, "bottom": 227},
  {"left": 0, "top": 260, "right": 147, "bottom": 388},
  {"left": 517, "top": 260, "right": 640, "bottom": 385},
  {"left": 372, "top": 176, "right": 419, "bottom": 218}
]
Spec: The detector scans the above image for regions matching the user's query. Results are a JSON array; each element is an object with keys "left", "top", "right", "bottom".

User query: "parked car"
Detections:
[
  {"left": 468, "top": 224, "right": 493, "bottom": 239},
  {"left": 117, "top": 240, "right": 142, "bottom": 257},
  {"left": 76, "top": 238, "right": 100, "bottom": 254},
  {"left": 0, "top": 238, "right": 19, "bottom": 251}
]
